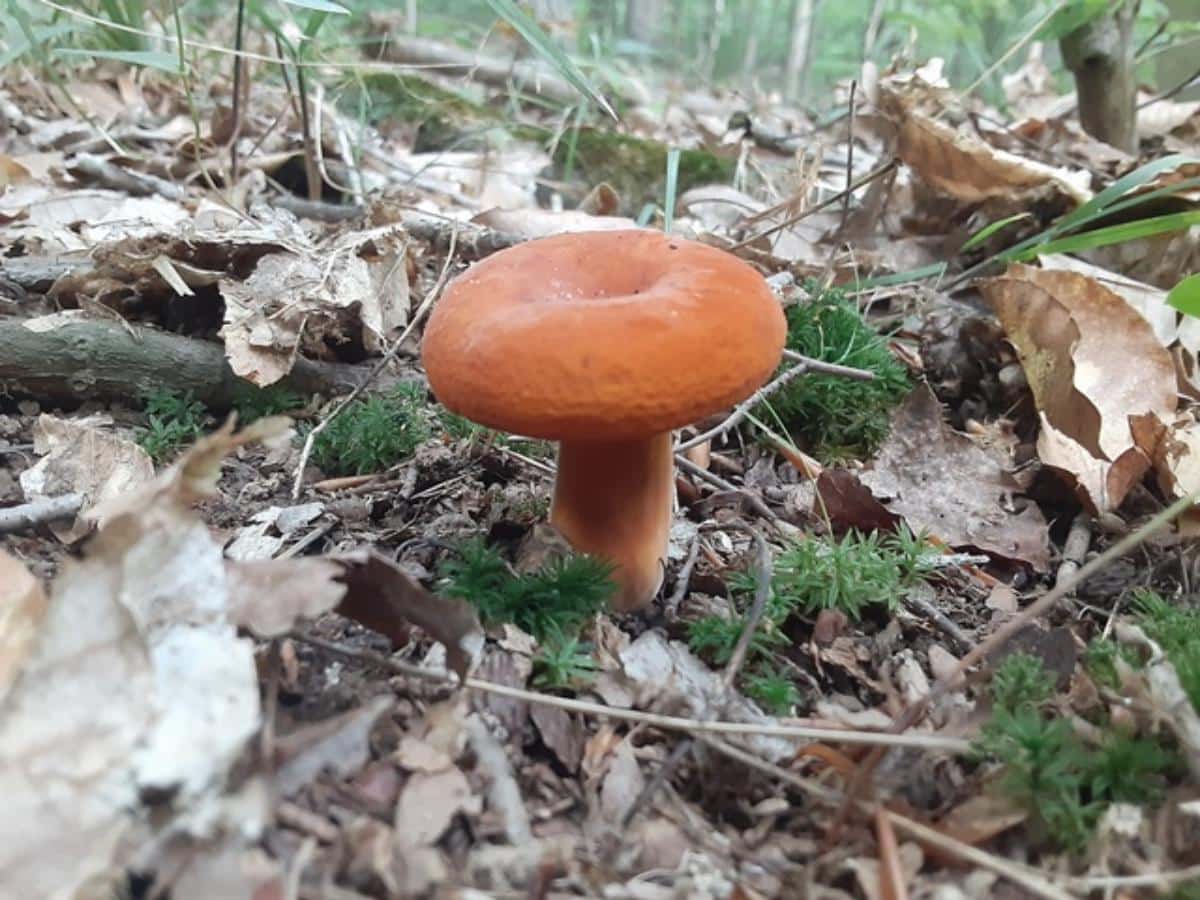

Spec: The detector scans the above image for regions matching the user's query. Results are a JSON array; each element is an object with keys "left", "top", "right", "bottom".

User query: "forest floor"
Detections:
[{"left": 3, "top": 21, "right": 1200, "bottom": 900}]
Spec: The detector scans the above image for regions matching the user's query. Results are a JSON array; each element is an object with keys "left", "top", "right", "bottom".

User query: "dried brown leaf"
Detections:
[
  {"left": 274, "top": 695, "right": 395, "bottom": 797},
  {"left": 18, "top": 413, "right": 154, "bottom": 543},
  {"left": 226, "top": 557, "right": 346, "bottom": 637},
  {"left": 0, "top": 551, "right": 47, "bottom": 705},
  {"left": 394, "top": 766, "right": 479, "bottom": 847},
  {"left": 878, "top": 80, "right": 1091, "bottom": 205},
  {"left": 981, "top": 265, "right": 1178, "bottom": 511},
  {"left": 333, "top": 549, "right": 483, "bottom": 681},
  {"left": 846, "top": 384, "right": 1051, "bottom": 568}
]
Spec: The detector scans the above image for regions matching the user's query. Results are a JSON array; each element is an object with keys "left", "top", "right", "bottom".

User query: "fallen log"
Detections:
[{"left": 0, "top": 318, "right": 410, "bottom": 410}]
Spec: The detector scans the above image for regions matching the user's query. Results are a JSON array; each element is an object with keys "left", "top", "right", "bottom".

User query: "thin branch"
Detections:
[
  {"left": 699, "top": 735, "right": 1075, "bottom": 900},
  {"left": 834, "top": 490, "right": 1199, "bottom": 838},
  {"left": 0, "top": 493, "right": 84, "bottom": 533},
  {"left": 673, "top": 453, "right": 780, "bottom": 524},
  {"left": 677, "top": 355, "right": 873, "bottom": 453},
  {"left": 288, "top": 631, "right": 970, "bottom": 752}
]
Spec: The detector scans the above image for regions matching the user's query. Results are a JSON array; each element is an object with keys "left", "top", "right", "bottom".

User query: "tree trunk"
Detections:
[
  {"left": 625, "top": 0, "right": 666, "bottom": 44},
  {"left": 785, "top": 0, "right": 817, "bottom": 100},
  {"left": 1059, "top": 1, "right": 1139, "bottom": 152},
  {"left": 741, "top": 0, "right": 764, "bottom": 88},
  {"left": 703, "top": 0, "right": 726, "bottom": 81}
]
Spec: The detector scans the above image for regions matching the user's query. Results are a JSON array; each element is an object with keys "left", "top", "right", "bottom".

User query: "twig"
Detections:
[
  {"left": 1055, "top": 511, "right": 1092, "bottom": 590},
  {"left": 229, "top": 0, "right": 247, "bottom": 180},
  {"left": 673, "top": 453, "right": 779, "bottom": 524},
  {"left": 779, "top": 348, "right": 876, "bottom": 379},
  {"left": 621, "top": 527, "right": 775, "bottom": 827},
  {"left": 0, "top": 493, "right": 84, "bottom": 534},
  {"left": 728, "top": 159, "right": 898, "bottom": 251},
  {"left": 901, "top": 587, "right": 974, "bottom": 655},
  {"left": 466, "top": 714, "right": 532, "bottom": 844},
  {"left": 287, "top": 631, "right": 969, "bottom": 752},
  {"left": 1071, "top": 864, "right": 1200, "bottom": 891},
  {"left": 837, "top": 80, "right": 857, "bottom": 238},
  {"left": 664, "top": 534, "right": 703, "bottom": 620},
  {"left": 291, "top": 229, "right": 459, "bottom": 499},
  {"left": 677, "top": 356, "right": 873, "bottom": 453},
  {"left": 833, "top": 491, "right": 1199, "bottom": 840},
  {"left": 699, "top": 735, "right": 1075, "bottom": 900}
]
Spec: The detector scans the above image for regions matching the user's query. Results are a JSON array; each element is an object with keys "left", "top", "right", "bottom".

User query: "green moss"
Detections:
[
  {"left": 974, "top": 653, "right": 1178, "bottom": 855},
  {"left": 439, "top": 539, "right": 614, "bottom": 641},
  {"left": 137, "top": 389, "right": 209, "bottom": 463},
  {"left": 763, "top": 284, "right": 910, "bottom": 460},
  {"left": 310, "top": 383, "right": 431, "bottom": 476},
  {"left": 543, "top": 127, "right": 734, "bottom": 212},
  {"left": 351, "top": 73, "right": 501, "bottom": 151}
]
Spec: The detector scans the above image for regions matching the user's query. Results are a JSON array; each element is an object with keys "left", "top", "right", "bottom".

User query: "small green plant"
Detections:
[
  {"left": 231, "top": 384, "right": 305, "bottom": 423},
  {"left": 687, "top": 527, "right": 937, "bottom": 714},
  {"left": 974, "top": 653, "right": 1176, "bottom": 855},
  {"left": 1134, "top": 589, "right": 1200, "bottom": 712},
  {"left": 439, "top": 540, "right": 615, "bottom": 642},
  {"left": 137, "top": 389, "right": 208, "bottom": 462},
  {"left": 686, "top": 609, "right": 788, "bottom": 667},
  {"left": 532, "top": 625, "right": 598, "bottom": 691},
  {"left": 767, "top": 527, "right": 938, "bottom": 620},
  {"left": 989, "top": 652, "right": 1055, "bottom": 713},
  {"left": 763, "top": 286, "right": 910, "bottom": 459},
  {"left": 744, "top": 664, "right": 802, "bottom": 715},
  {"left": 1083, "top": 637, "right": 1139, "bottom": 691},
  {"left": 310, "top": 383, "right": 431, "bottom": 476}
]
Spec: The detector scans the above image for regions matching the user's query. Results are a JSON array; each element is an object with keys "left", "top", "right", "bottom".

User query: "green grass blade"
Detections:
[
  {"left": 484, "top": 0, "right": 617, "bottom": 119},
  {"left": 1168, "top": 273, "right": 1200, "bottom": 318},
  {"left": 1055, "top": 154, "right": 1200, "bottom": 233},
  {"left": 55, "top": 47, "right": 181, "bottom": 73},
  {"left": 852, "top": 262, "right": 948, "bottom": 291},
  {"left": 1012, "top": 210, "right": 1200, "bottom": 261},
  {"left": 280, "top": 0, "right": 349, "bottom": 12},
  {"left": 663, "top": 146, "right": 680, "bottom": 233},
  {"left": 960, "top": 213, "right": 1031, "bottom": 252}
]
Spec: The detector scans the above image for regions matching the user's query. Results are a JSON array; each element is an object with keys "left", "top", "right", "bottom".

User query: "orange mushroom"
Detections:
[{"left": 421, "top": 229, "right": 786, "bottom": 612}]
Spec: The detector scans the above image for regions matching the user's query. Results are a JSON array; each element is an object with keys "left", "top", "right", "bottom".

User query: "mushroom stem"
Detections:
[{"left": 550, "top": 432, "right": 675, "bottom": 613}]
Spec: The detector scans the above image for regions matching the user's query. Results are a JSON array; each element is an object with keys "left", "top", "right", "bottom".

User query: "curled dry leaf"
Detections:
[
  {"left": 332, "top": 548, "right": 484, "bottom": 681},
  {"left": 819, "top": 384, "right": 1051, "bottom": 569},
  {"left": 472, "top": 207, "right": 639, "bottom": 241},
  {"left": 980, "top": 264, "right": 1178, "bottom": 512},
  {"left": 597, "top": 738, "right": 644, "bottom": 829},
  {"left": 226, "top": 557, "right": 346, "bottom": 637},
  {"left": 219, "top": 226, "right": 409, "bottom": 386},
  {"left": 18, "top": 413, "right": 154, "bottom": 543},
  {"left": 876, "top": 76, "right": 1092, "bottom": 206},
  {"left": 0, "top": 424, "right": 271, "bottom": 897},
  {"left": 0, "top": 550, "right": 48, "bottom": 704}
]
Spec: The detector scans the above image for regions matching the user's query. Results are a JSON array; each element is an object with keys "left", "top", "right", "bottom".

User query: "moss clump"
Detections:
[
  {"left": 545, "top": 127, "right": 734, "bottom": 213},
  {"left": 764, "top": 284, "right": 910, "bottom": 459},
  {"left": 137, "top": 389, "right": 209, "bottom": 463},
  {"left": 974, "top": 654, "right": 1178, "bottom": 855},
  {"left": 310, "top": 383, "right": 431, "bottom": 476},
  {"left": 351, "top": 73, "right": 501, "bottom": 152},
  {"left": 688, "top": 527, "right": 938, "bottom": 714},
  {"left": 439, "top": 539, "right": 614, "bottom": 641}
]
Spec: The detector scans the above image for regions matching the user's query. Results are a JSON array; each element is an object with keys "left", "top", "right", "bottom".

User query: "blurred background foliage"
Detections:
[{"left": 5, "top": 0, "right": 1200, "bottom": 108}]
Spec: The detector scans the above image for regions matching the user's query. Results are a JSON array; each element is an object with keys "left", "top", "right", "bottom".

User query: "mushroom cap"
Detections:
[{"left": 421, "top": 229, "right": 787, "bottom": 441}]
